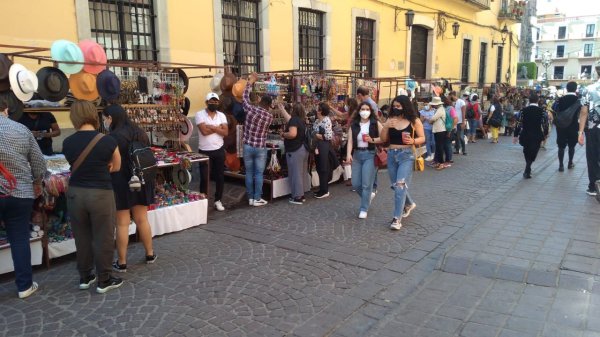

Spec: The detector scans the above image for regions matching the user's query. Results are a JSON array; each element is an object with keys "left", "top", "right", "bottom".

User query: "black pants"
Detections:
[
  {"left": 586, "top": 128, "right": 600, "bottom": 191},
  {"left": 523, "top": 142, "right": 541, "bottom": 174},
  {"left": 434, "top": 131, "right": 447, "bottom": 163},
  {"left": 67, "top": 187, "right": 116, "bottom": 282},
  {"left": 315, "top": 140, "right": 331, "bottom": 194},
  {"left": 199, "top": 147, "right": 225, "bottom": 202},
  {"left": 557, "top": 126, "right": 578, "bottom": 165}
]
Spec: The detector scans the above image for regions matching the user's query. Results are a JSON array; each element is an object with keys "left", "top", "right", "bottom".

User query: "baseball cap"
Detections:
[{"left": 205, "top": 92, "right": 219, "bottom": 101}]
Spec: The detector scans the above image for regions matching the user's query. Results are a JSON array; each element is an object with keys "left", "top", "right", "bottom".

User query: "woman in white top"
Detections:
[{"left": 345, "top": 102, "right": 383, "bottom": 219}]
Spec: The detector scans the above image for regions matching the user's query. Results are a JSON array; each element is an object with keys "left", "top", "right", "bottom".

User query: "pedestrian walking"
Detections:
[
  {"left": 102, "top": 104, "right": 157, "bottom": 273},
  {"left": 195, "top": 92, "right": 228, "bottom": 211},
  {"left": 442, "top": 95, "right": 458, "bottom": 166},
  {"left": 555, "top": 81, "right": 582, "bottom": 172},
  {"left": 380, "top": 95, "right": 425, "bottom": 230},
  {"left": 429, "top": 96, "right": 449, "bottom": 169},
  {"left": 466, "top": 94, "right": 481, "bottom": 143},
  {"left": 242, "top": 73, "right": 274, "bottom": 206},
  {"left": 487, "top": 96, "right": 504, "bottom": 143},
  {"left": 0, "top": 100, "right": 46, "bottom": 299},
  {"left": 580, "top": 64, "right": 600, "bottom": 198},
  {"left": 513, "top": 93, "right": 548, "bottom": 179},
  {"left": 345, "top": 102, "right": 382, "bottom": 219},
  {"left": 279, "top": 103, "right": 308, "bottom": 204},
  {"left": 62, "top": 100, "right": 123, "bottom": 294},
  {"left": 453, "top": 92, "right": 468, "bottom": 155}
]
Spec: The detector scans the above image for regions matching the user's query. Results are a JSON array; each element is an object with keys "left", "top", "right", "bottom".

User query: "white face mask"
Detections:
[
  {"left": 344, "top": 105, "right": 349, "bottom": 112},
  {"left": 103, "top": 120, "right": 111, "bottom": 131},
  {"left": 359, "top": 110, "right": 371, "bottom": 119},
  {"left": 424, "top": 105, "right": 430, "bottom": 110}
]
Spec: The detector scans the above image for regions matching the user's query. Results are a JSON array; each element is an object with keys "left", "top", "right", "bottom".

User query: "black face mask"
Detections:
[
  {"left": 391, "top": 108, "right": 403, "bottom": 116},
  {"left": 207, "top": 104, "right": 218, "bottom": 112}
]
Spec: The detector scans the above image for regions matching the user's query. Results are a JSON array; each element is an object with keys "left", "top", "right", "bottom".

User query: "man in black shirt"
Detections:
[
  {"left": 555, "top": 81, "right": 581, "bottom": 171},
  {"left": 18, "top": 112, "right": 61, "bottom": 156},
  {"left": 514, "top": 93, "right": 548, "bottom": 178}
]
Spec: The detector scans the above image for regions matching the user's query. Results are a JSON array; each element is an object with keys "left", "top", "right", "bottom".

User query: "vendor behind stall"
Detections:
[{"left": 18, "top": 111, "right": 61, "bottom": 156}]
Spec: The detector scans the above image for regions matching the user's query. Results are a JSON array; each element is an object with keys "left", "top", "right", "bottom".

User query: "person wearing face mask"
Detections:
[
  {"left": 345, "top": 102, "right": 383, "bottom": 218},
  {"left": 195, "top": 92, "right": 228, "bottom": 211},
  {"left": 102, "top": 104, "right": 157, "bottom": 273},
  {"left": 419, "top": 100, "right": 435, "bottom": 161}
]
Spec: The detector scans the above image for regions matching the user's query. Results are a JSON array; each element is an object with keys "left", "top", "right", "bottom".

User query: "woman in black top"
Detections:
[
  {"left": 279, "top": 103, "right": 308, "bottom": 204},
  {"left": 102, "top": 104, "right": 156, "bottom": 273},
  {"left": 18, "top": 111, "right": 61, "bottom": 155},
  {"left": 62, "top": 100, "right": 123, "bottom": 293}
]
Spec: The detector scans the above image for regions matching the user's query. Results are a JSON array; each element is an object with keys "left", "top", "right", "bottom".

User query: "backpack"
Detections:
[
  {"left": 304, "top": 126, "right": 317, "bottom": 152},
  {"left": 466, "top": 103, "right": 475, "bottom": 119},
  {"left": 129, "top": 131, "right": 157, "bottom": 188},
  {"left": 330, "top": 121, "right": 344, "bottom": 151},
  {"left": 444, "top": 107, "right": 454, "bottom": 132},
  {"left": 554, "top": 101, "right": 581, "bottom": 128}
]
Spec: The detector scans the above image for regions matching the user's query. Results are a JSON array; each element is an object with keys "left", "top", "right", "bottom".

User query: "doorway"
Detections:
[{"left": 410, "top": 26, "right": 429, "bottom": 79}]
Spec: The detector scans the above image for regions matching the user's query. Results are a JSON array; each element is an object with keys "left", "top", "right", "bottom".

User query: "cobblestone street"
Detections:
[{"left": 2, "top": 135, "right": 599, "bottom": 337}]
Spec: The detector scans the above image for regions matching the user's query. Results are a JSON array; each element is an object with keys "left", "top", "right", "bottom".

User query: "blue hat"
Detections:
[
  {"left": 96, "top": 69, "right": 121, "bottom": 102},
  {"left": 50, "top": 40, "right": 84, "bottom": 74}
]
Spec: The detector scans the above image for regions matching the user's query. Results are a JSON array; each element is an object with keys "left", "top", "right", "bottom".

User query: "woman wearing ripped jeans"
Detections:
[{"left": 380, "top": 95, "right": 425, "bottom": 230}]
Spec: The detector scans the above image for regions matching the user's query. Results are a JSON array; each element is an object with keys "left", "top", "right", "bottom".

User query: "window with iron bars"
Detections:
[
  {"left": 89, "top": 0, "right": 158, "bottom": 64},
  {"left": 478, "top": 42, "right": 487, "bottom": 86},
  {"left": 298, "top": 9, "right": 324, "bottom": 71},
  {"left": 461, "top": 39, "right": 471, "bottom": 85},
  {"left": 222, "top": 0, "right": 261, "bottom": 76},
  {"left": 355, "top": 18, "right": 375, "bottom": 78}
]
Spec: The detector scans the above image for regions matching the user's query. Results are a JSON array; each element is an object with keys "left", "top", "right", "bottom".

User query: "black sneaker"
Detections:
[
  {"left": 146, "top": 254, "right": 157, "bottom": 264},
  {"left": 314, "top": 192, "right": 330, "bottom": 199},
  {"left": 301, "top": 196, "right": 306, "bottom": 202},
  {"left": 586, "top": 188, "right": 598, "bottom": 196},
  {"left": 96, "top": 276, "right": 123, "bottom": 294},
  {"left": 568, "top": 163, "right": 575, "bottom": 169},
  {"left": 289, "top": 197, "right": 304, "bottom": 205},
  {"left": 559, "top": 165, "right": 564, "bottom": 172},
  {"left": 112, "top": 260, "right": 127, "bottom": 273},
  {"left": 79, "top": 274, "right": 97, "bottom": 290}
]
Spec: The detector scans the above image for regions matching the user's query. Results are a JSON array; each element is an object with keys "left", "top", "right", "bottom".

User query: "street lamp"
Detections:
[
  {"left": 541, "top": 50, "right": 552, "bottom": 87},
  {"left": 405, "top": 10, "right": 415, "bottom": 29},
  {"left": 452, "top": 22, "right": 460, "bottom": 39},
  {"left": 492, "top": 24, "right": 510, "bottom": 48}
]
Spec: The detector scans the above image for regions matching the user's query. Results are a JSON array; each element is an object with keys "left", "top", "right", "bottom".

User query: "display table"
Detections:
[
  {"left": 48, "top": 223, "right": 137, "bottom": 259},
  {"left": 0, "top": 239, "right": 43, "bottom": 274},
  {"left": 147, "top": 199, "right": 208, "bottom": 237},
  {"left": 271, "top": 174, "right": 312, "bottom": 199}
]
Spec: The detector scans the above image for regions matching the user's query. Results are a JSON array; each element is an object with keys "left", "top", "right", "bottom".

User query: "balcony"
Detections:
[
  {"left": 498, "top": 0, "right": 526, "bottom": 22},
  {"left": 450, "top": 0, "right": 490, "bottom": 11}
]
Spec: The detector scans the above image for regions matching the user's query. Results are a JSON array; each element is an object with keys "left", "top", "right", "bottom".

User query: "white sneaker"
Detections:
[
  {"left": 402, "top": 203, "right": 416, "bottom": 218},
  {"left": 214, "top": 200, "right": 225, "bottom": 211},
  {"left": 390, "top": 219, "right": 402, "bottom": 230},
  {"left": 253, "top": 199, "right": 268, "bottom": 207},
  {"left": 248, "top": 199, "right": 255, "bottom": 206},
  {"left": 370, "top": 191, "right": 376, "bottom": 202},
  {"left": 18, "top": 282, "right": 39, "bottom": 299},
  {"left": 425, "top": 155, "right": 433, "bottom": 162},
  {"left": 358, "top": 211, "right": 367, "bottom": 219}
]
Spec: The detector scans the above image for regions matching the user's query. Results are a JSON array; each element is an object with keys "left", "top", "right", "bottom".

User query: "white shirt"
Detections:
[
  {"left": 194, "top": 109, "right": 228, "bottom": 151},
  {"left": 455, "top": 98, "right": 466, "bottom": 124},
  {"left": 356, "top": 121, "right": 370, "bottom": 148}
]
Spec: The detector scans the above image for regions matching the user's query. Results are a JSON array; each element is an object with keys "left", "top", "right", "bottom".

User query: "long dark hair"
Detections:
[
  {"left": 291, "top": 103, "right": 306, "bottom": 120},
  {"left": 389, "top": 95, "right": 417, "bottom": 122},
  {"left": 102, "top": 104, "right": 147, "bottom": 142},
  {"left": 352, "top": 102, "right": 376, "bottom": 124},
  {"left": 442, "top": 95, "right": 452, "bottom": 108},
  {"left": 318, "top": 102, "right": 330, "bottom": 117}
]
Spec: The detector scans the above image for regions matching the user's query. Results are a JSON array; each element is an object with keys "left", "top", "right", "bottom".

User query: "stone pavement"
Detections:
[{"left": 1, "top": 134, "right": 599, "bottom": 337}]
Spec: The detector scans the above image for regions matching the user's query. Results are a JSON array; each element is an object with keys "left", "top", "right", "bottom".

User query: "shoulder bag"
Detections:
[
  {"left": 71, "top": 133, "right": 104, "bottom": 174},
  {"left": 412, "top": 124, "right": 425, "bottom": 172}
]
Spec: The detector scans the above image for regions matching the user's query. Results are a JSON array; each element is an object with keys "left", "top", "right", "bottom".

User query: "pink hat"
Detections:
[{"left": 79, "top": 39, "right": 107, "bottom": 74}]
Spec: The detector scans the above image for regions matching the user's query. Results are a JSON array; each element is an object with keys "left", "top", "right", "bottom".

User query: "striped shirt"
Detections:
[
  {"left": 242, "top": 83, "right": 273, "bottom": 148},
  {"left": 0, "top": 115, "right": 46, "bottom": 199}
]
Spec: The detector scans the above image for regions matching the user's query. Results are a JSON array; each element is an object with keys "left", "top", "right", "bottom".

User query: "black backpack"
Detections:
[
  {"left": 466, "top": 103, "right": 475, "bottom": 119},
  {"left": 554, "top": 101, "right": 581, "bottom": 129},
  {"left": 129, "top": 131, "right": 157, "bottom": 185},
  {"left": 304, "top": 126, "right": 317, "bottom": 152}
]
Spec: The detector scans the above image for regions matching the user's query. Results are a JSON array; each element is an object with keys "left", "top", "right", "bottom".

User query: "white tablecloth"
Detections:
[
  {"left": 148, "top": 199, "right": 208, "bottom": 237},
  {"left": 0, "top": 240, "right": 43, "bottom": 275},
  {"left": 271, "top": 175, "right": 312, "bottom": 198}
]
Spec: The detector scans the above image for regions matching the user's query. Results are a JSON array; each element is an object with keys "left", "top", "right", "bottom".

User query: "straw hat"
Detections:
[
  {"left": 232, "top": 79, "right": 247, "bottom": 102},
  {"left": 36, "top": 67, "right": 69, "bottom": 102},
  {"left": 51, "top": 40, "right": 84, "bottom": 74},
  {"left": 79, "top": 39, "right": 107, "bottom": 75},
  {"left": 430, "top": 96, "right": 443, "bottom": 106},
  {"left": 9, "top": 64, "right": 38, "bottom": 102},
  {"left": 69, "top": 72, "right": 99, "bottom": 101}
]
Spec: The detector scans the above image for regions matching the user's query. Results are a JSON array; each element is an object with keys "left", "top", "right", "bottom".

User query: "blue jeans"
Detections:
[
  {"left": 387, "top": 148, "right": 415, "bottom": 219},
  {"left": 424, "top": 128, "right": 435, "bottom": 157},
  {"left": 454, "top": 123, "right": 466, "bottom": 153},
  {"left": 468, "top": 119, "right": 478, "bottom": 137},
  {"left": 243, "top": 144, "right": 268, "bottom": 200},
  {"left": 0, "top": 196, "right": 34, "bottom": 291},
  {"left": 351, "top": 150, "right": 377, "bottom": 212}
]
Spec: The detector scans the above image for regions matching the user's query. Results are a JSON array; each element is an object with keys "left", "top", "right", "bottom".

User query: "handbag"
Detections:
[
  {"left": 374, "top": 145, "right": 388, "bottom": 168},
  {"left": 411, "top": 124, "right": 425, "bottom": 172}
]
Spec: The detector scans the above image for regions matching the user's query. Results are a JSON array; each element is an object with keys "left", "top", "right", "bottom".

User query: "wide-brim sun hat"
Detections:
[
  {"left": 69, "top": 72, "right": 99, "bottom": 101},
  {"left": 232, "top": 79, "right": 247, "bottom": 102},
  {"left": 36, "top": 67, "right": 69, "bottom": 102},
  {"left": 210, "top": 73, "right": 224, "bottom": 95},
  {"left": 9, "top": 63, "right": 38, "bottom": 102},
  {"left": 79, "top": 39, "right": 107, "bottom": 75},
  {"left": 430, "top": 96, "right": 443, "bottom": 106},
  {"left": 51, "top": 40, "right": 84, "bottom": 74},
  {"left": 96, "top": 69, "right": 121, "bottom": 102}
]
